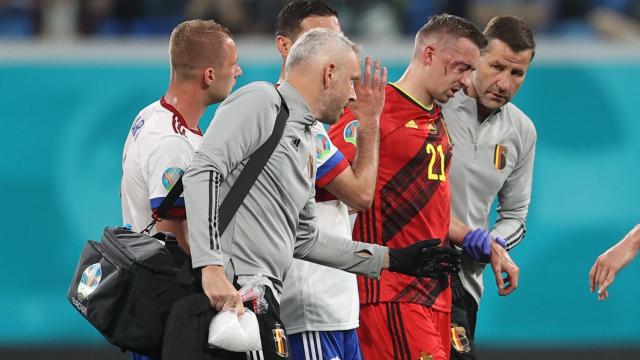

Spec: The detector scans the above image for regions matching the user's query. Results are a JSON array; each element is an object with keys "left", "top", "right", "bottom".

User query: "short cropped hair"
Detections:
[
  {"left": 416, "top": 13, "right": 487, "bottom": 52},
  {"left": 484, "top": 15, "right": 536, "bottom": 60},
  {"left": 285, "top": 28, "right": 358, "bottom": 73},
  {"left": 169, "top": 19, "right": 232, "bottom": 81},
  {"left": 275, "top": 0, "right": 338, "bottom": 39}
]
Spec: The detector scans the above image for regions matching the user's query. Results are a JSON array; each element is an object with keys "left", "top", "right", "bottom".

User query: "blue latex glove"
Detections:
[{"left": 463, "top": 229, "right": 507, "bottom": 262}]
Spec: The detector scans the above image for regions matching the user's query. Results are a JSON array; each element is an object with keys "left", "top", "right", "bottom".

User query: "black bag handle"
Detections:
[{"left": 143, "top": 90, "right": 289, "bottom": 235}]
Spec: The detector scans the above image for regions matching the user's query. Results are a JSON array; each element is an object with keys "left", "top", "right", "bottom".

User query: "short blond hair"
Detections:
[{"left": 169, "top": 19, "right": 232, "bottom": 81}]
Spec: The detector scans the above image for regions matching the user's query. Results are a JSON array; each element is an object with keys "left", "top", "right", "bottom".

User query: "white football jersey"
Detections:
[
  {"left": 280, "top": 121, "right": 359, "bottom": 334},
  {"left": 121, "top": 98, "right": 202, "bottom": 232}
]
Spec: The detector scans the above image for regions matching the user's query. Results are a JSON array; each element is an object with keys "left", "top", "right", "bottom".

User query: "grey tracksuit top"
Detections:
[
  {"left": 183, "top": 81, "right": 386, "bottom": 294},
  {"left": 442, "top": 89, "right": 537, "bottom": 305}
]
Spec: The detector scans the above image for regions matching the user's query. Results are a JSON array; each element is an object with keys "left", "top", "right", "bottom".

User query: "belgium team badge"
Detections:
[
  {"left": 272, "top": 322, "right": 289, "bottom": 357},
  {"left": 494, "top": 144, "right": 508, "bottom": 171},
  {"left": 451, "top": 323, "right": 471, "bottom": 353},
  {"left": 418, "top": 351, "right": 433, "bottom": 360}
]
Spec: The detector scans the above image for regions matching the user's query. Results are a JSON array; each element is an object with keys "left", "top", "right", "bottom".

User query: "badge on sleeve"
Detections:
[
  {"left": 343, "top": 120, "right": 359, "bottom": 146},
  {"left": 162, "top": 167, "right": 184, "bottom": 191},
  {"left": 315, "top": 133, "right": 331, "bottom": 161}
]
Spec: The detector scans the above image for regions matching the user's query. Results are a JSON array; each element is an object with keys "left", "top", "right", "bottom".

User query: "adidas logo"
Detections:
[
  {"left": 290, "top": 138, "right": 301, "bottom": 151},
  {"left": 405, "top": 120, "right": 418, "bottom": 129}
]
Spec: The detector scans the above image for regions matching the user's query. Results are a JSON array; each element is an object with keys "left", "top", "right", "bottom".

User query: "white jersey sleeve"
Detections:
[
  {"left": 145, "top": 134, "right": 194, "bottom": 214},
  {"left": 313, "top": 122, "right": 349, "bottom": 187}
]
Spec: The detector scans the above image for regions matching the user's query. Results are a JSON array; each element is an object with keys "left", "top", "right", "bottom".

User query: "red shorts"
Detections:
[{"left": 358, "top": 302, "right": 451, "bottom": 360}]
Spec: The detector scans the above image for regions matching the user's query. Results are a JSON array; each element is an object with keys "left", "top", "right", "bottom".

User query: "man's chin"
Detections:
[
  {"left": 317, "top": 116, "right": 338, "bottom": 125},
  {"left": 482, "top": 98, "right": 507, "bottom": 110}
]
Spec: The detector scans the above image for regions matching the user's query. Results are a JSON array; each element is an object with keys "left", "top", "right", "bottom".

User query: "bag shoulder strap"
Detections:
[{"left": 145, "top": 90, "right": 290, "bottom": 235}]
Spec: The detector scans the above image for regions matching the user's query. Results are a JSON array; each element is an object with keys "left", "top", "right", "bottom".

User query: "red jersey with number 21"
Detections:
[{"left": 328, "top": 83, "right": 453, "bottom": 313}]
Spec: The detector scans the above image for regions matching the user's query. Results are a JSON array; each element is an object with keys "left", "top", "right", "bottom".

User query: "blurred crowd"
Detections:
[{"left": 2, "top": 0, "right": 640, "bottom": 40}]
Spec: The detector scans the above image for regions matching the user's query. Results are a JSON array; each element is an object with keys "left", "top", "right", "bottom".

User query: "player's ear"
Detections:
[
  {"left": 203, "top": 67, "right": 215, "bottom": 87},
  {"left": 423, "top": 45, "right": 436, "bottom": 66},
  {"left": 276, "top": 35, "right": 293, "bottom": 60},
  {"left": 322, "top": 63, "right": 337, "bottom": 90}
]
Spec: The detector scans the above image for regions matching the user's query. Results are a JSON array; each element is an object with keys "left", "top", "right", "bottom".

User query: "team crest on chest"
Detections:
[{"left": 494, "top": 144, "right": 508, "bottom": 171}]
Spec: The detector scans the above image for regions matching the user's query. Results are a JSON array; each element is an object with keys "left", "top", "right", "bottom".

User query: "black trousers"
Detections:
[
  {"left": 450, "top": 274, "right": 479, "bottom": 360},
  {"left": 163, "top": 273, "right": 290, "bottom": 360}
]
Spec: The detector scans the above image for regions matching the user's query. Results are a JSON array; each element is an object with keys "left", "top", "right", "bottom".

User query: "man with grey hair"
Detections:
[
  {"left": 183, "top": 28, "right": 460, "bottom": 359},
  {"left": 273, "top": 2, "right": 385, "bottom": 360}
]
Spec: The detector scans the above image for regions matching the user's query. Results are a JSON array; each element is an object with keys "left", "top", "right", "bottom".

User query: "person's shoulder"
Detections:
[
  {"left": 139, "top": 101, "right": 188, "bottom": 140},
  {"left": 217, "top": 81, "right": 281, "bottom": 117},
  {"left": 227, "top": 81, "right": 279, "bottom": 103},
  {"left": 502, "top": 102, "right": 538, "bottom": 147},
  {"left": 502, "top": 102, "right": 537, "bottom": 142}
]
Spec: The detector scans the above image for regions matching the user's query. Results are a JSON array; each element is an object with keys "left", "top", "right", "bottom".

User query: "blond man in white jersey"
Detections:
[{"left": 120, "top": 19, "right": 241, "bottom": 360}]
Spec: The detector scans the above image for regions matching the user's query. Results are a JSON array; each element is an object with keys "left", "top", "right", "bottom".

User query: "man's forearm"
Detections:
[
  {"left": 492, "top": 217, "right": 526, "bottom": 251},
  {"left": 325, "top": 120, "right": 379, "bottom": 210},
  {"left": 350, "top": 121, "right": 379, "bottom": 192},
  {"left": 622, "top": 224, "right": 640, "bottom": 249},
  {"left": 155, "top": 218, "right": 190, "bottom": 254},
  {"left": 297, "top": 229, "right": 386, "bottom": 278},
  {"left": 449, "top": 216, "right": 471, "bottom": 246}
]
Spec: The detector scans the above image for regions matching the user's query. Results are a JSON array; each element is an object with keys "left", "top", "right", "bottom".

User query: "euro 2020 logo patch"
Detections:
[
  {"left": 77, "top": 263, "right": 102, "bottom": 302},
  {"left": 315, "top": 133, "right": 331, "bottom": 161},
  {"left": 343, "top": 120, "right": 359, "bottom": 146},
  {"left": 162, "top": 167, "right": 185, "bottom": 191}
]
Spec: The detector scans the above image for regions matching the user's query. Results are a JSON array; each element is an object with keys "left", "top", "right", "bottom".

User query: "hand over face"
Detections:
[{"left": 347, "top": 56, "right": 387, "bottom": 126}]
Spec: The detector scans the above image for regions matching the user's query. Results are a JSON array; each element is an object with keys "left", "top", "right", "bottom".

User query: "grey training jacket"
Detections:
[
  {"left": 183, "top": 81, "right": 386, "bottom": 294},
  {"left": 443, "top": 89, "right": 537, "bottom": 305}
]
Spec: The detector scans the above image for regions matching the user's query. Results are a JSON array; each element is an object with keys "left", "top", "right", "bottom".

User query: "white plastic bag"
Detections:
[
  {"left": 208, "top": 275, "right": 270, "bottom": 352},
  {"left": 208, "top": 307, "right": 261, "bottom": 352}
]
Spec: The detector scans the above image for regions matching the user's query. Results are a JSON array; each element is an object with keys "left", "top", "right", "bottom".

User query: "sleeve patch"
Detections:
[
  {"left": 343, "top": 120, "right": 359, "bottom": 145},
  {"left": 315, "top": 133, "right": 332, "bottom": 161},
  {"left": 162, "top": 167, "right": 185, "bottom": 190},
  {"left": 316, "top": 151, "right": 346, "bottom": 179}
]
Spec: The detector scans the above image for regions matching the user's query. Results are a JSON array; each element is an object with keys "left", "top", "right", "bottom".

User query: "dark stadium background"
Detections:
[{"left": 1, "top": 1, "right": 639, "bottom": 359}]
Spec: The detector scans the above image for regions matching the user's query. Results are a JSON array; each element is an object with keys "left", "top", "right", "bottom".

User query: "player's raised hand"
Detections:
[
  {"left": 201, "top": 265, "right": 245, "bottom": 316},
  {"left": 589, "top": 237, "right": 638, "bottom": 301},
  {"left": 490, "top": 240, "right": 519, "bottom": 296},
  {"left": 388, "top": 239, "right": 461, "bottom": 278},
  {"left": 348, "top": 56, "right": 387, "bottom": 126}
]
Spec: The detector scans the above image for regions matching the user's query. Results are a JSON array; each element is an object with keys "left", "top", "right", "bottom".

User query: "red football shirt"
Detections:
[{"left": 328, "top": 83, "right": 453, "bottom": 312}]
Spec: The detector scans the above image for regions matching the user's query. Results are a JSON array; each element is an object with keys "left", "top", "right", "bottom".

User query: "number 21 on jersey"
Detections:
[{"left": 426, "top": 143, "right": 446, "bottom": 182}]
